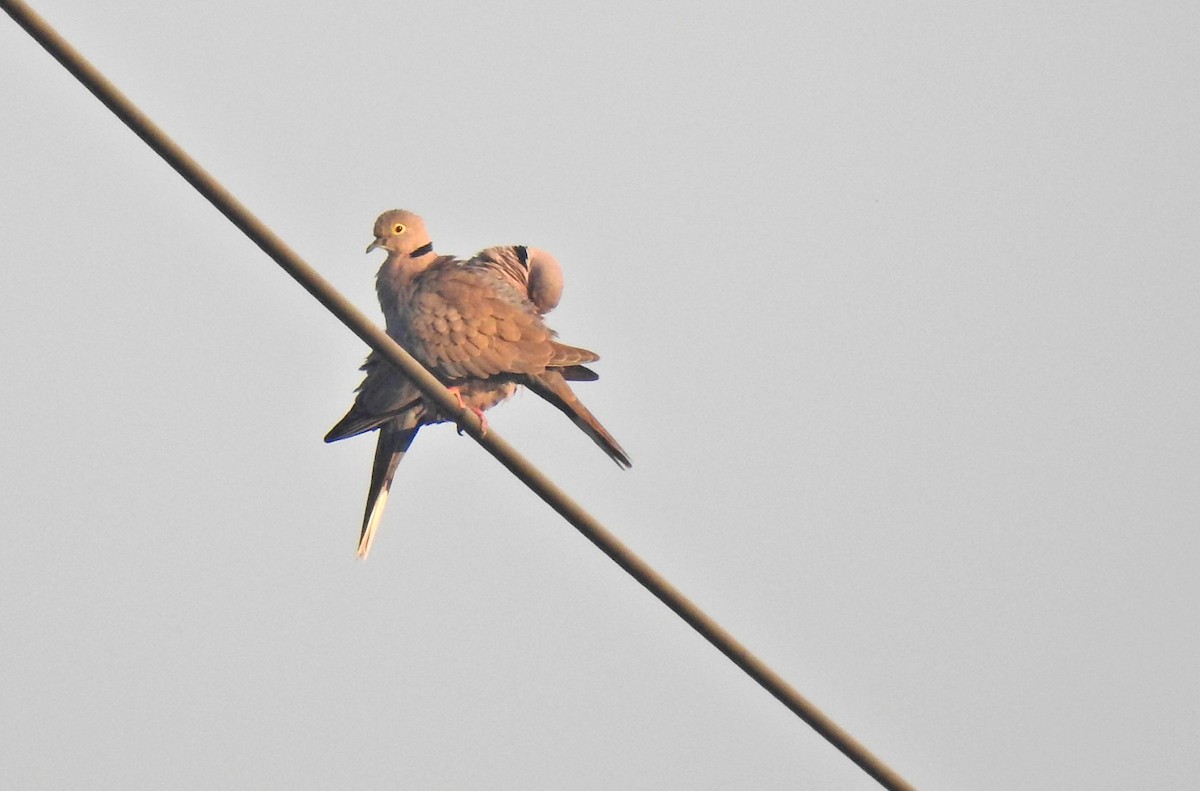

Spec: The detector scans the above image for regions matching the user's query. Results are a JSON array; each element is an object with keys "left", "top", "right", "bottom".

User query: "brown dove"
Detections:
[
  {"left": 326, "top": 210, "right": 630, "bottom": 558},
  {"left": 324, "top": 246, "right": 564, "bottom": 558}
]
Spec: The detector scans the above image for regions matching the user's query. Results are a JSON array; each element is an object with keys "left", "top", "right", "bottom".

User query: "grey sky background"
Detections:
[{"left": 2, "top": 2, "right": 1198, "bottom": 789}]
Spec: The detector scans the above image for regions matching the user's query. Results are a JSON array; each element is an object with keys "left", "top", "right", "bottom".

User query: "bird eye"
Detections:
[{"left": 392, "top": 223, "right": 407, "bottom": 235}]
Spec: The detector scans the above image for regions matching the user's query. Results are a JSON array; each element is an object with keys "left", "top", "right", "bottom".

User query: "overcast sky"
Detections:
[{"left": 2, "top": 2, "right": 1198, "bottom": 789}]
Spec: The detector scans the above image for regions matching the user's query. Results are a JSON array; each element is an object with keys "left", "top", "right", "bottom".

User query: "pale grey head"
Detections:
[{"left": 366, "top": 209, "right": 434, "bottom": 257}]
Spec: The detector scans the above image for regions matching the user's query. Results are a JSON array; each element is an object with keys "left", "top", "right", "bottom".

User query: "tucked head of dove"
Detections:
[{"left": 366, "top": 209, "right": 433, "bottom": 257}]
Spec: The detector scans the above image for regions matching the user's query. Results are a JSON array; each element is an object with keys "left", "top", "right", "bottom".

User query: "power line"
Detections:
[{"left": 1, "top": 3, "right": 920, "bottom": 789}]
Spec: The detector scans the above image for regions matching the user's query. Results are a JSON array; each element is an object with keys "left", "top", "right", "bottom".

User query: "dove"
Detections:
[
  {"left": 326, "top": 210, "right": 630, "bottom": 558},
  {"left": 366, "top": 210, "right": 630, "bottom": 465}
]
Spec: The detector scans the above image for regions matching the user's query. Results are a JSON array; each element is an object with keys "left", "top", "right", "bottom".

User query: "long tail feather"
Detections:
[
  {"left": 526, "top": 370, "right": 631, "bottom": 469},
  {"left": 358, "top": 423, "right": 419, "bottom": 559}
]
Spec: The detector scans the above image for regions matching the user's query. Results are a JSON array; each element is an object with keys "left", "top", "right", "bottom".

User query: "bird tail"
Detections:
[
  {"left": 358, "top": 423, "right": 420, "bottom": 559},
  {"left": 526, "top": 370, "right": 631, "bottom": 469}
]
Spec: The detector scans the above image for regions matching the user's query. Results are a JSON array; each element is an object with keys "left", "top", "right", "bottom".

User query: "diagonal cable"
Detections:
[{"left": 1, "top": 3, "right": 920, "bottom": 790}]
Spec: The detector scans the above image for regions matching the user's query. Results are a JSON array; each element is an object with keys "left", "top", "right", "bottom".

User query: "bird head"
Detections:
[{"left": 367, "top": 210, "right": 434, "bottom": 257}]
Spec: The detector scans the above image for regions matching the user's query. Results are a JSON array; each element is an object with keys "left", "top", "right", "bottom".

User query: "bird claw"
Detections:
[
  {"left": 448, "top": 386, "right": 488, "bottom": 436},
  {"left": 454, "top": 409, "right": 488, "bottom": 436}
]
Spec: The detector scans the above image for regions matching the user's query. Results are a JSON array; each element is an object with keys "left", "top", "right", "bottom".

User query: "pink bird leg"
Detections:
[{"left": 446, "top": 386, "right": 489, "bottom": 435}]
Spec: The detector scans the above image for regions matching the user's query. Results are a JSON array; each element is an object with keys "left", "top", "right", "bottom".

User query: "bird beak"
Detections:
[{"left": 365, "top": 238, "right": 383, "bottom": 254}]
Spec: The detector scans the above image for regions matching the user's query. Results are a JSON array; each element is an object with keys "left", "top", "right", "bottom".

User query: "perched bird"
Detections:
[{"left": 326, "top": 210, "right": 630, "bottom": 558}]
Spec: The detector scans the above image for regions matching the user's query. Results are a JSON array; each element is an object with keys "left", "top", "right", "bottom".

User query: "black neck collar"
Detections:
[{"left": 411, "top": 242, "right": 434, "bottom": 258}]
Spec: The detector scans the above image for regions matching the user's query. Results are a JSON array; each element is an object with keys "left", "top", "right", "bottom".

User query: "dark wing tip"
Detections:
[
  {"left": 324, "top": 408, "right": 380, "bottom": 443},
  {"left": 561, "top": 365, "right": 600, "bottom": 382}
]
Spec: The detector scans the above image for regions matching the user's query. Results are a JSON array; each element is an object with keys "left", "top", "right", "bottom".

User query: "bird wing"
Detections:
[
  {"left": 403, "top": 264, "right": 597, "bottom": 381},
  {"left": 325, "top": 351, "right": 424, "bottom": 442}
]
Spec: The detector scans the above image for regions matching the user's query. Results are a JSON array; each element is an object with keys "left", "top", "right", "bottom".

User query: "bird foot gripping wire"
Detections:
[{"left": 447, "top": 386, "right": 488, "bottom": 436}]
